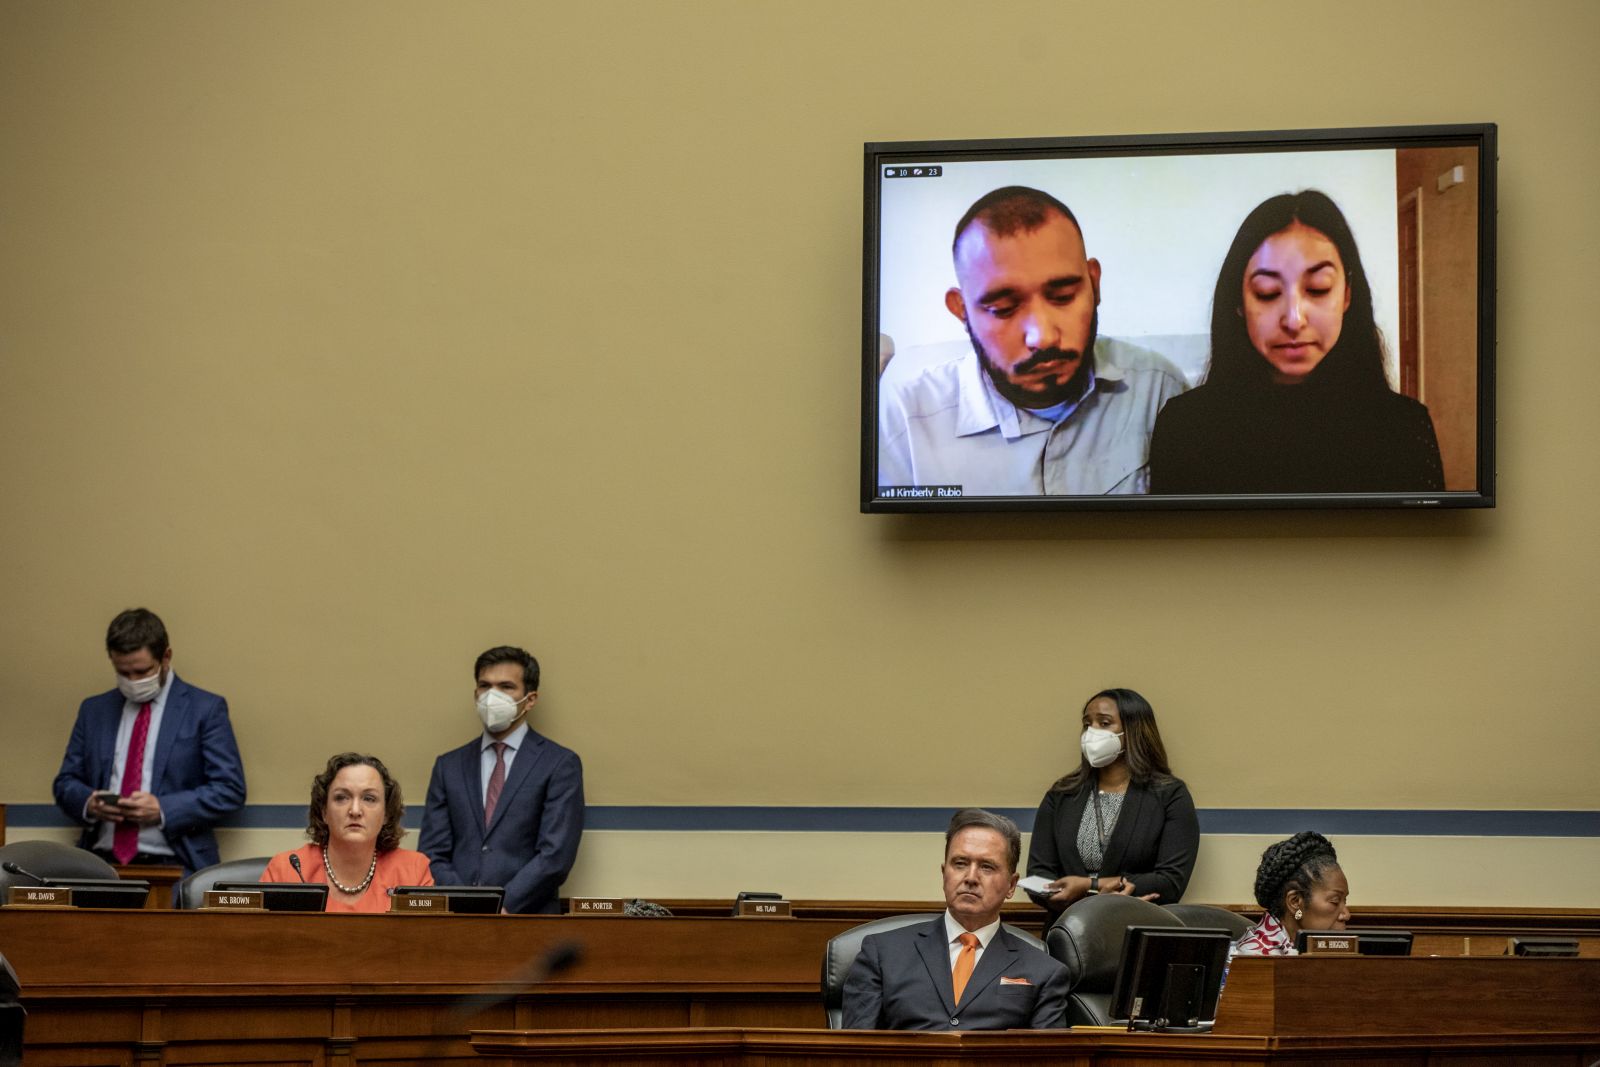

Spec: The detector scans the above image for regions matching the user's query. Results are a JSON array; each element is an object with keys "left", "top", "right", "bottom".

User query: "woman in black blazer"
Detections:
[{"left": 1026, "top": 688, "right": 1199, "bottom": 915}]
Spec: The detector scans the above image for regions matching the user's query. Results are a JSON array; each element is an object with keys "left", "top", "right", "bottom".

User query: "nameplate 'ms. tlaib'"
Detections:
[{"left": 736, "top": 899, "right": 792, "bottom": 918}]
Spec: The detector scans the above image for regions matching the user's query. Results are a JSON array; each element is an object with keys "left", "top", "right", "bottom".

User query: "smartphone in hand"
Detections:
[{"left": 1017, "top": 874, "right": 1055, "bottom": 902}]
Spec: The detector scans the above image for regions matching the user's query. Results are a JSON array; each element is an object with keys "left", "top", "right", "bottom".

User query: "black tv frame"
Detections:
[
  {"left": 861, "top": 122, "right": 1497, "bottom": 513},
  {"left": 1108, "top": 925, "right": 1233, "bottom": 1031}
]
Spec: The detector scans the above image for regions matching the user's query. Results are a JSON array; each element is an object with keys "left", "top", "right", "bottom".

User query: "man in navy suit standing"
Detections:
[
  {"left": 419, "top": 645, "right": 584, "bottom": 914},
  {"left": 843, "top": 809, "right": 1069, "bottom": 1030},
  {"left": 53, "top": 608, "right": 246, "bottom": 874}
]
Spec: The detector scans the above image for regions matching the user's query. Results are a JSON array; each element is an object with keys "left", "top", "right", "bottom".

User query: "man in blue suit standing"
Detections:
[
  {"left": 53, "top": 608, "right": 247, "bottom": 874},
  {"left": 843, "top": 809, "right": 1069, "bottom": 1030},
  {"left": 419, "top": 645, "right": 584, "bottom": 914}
]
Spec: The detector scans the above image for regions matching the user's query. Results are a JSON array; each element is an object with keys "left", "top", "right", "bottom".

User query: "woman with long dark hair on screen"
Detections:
[
  {"left": 1148, "top": 190, "right": 1444, "bottom": 494},
  {"left": 1026, "top": 688, "right": 1199, "bottom": 915}
]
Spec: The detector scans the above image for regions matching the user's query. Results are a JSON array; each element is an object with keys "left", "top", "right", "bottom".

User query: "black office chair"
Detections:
[
  {"left": 1044, "top": 893, "right": 1182, "bottom": 1027},
  {"left": 1164, "top": 903, "right": 1253, "bottom": 939},
  {"left": 819, "top": 912, "right": 1051, "bottom": 1029},
  {"left": 174, "top": 856, "right": 272, "bottom": 909},
  {"left": 821, "top": 913, "right": 935, "bottom": 1028},
  {"left": 0, "top": 840, "right": 117, "bottom": 890},
  {"left": 0, "top": 951, "right": 22, "bottom": 1067}
]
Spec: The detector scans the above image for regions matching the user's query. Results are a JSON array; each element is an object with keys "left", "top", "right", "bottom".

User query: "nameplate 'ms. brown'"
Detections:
[{"left": 202, "top": 889, "right": 264, "bottom": 911}]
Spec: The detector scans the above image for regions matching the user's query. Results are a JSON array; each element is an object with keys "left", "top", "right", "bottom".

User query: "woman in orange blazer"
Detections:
[{"left": 263, "top": 752, "right": 432, "bottom": 913}]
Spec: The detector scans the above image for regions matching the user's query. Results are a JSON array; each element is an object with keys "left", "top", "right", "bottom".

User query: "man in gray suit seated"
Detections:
[{"left": 842, "top": 808, "right": 1069, "bottom": 1030}]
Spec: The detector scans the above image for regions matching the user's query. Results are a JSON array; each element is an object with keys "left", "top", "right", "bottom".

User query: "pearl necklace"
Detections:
[{"left": 321, "top": 845, "right": 378, "bottom": 895}]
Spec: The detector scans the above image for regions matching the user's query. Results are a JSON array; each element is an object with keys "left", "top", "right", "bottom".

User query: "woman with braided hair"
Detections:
[{"left": 1232, "top": 830, "right": 1351, "bottom": 956}]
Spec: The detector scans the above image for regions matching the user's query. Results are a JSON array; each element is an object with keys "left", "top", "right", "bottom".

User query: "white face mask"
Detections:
[
  {"left": 117, "top": 669, "right": 163, "bottom": 704},
  {"left": 476, "top": 689, "right": 527, "bottom": 733},
  {"left": 1081, "top": 726, "right": 1123, "bottom": 769}
]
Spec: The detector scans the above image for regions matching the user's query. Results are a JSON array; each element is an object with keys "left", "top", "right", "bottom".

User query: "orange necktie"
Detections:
[{"left": 952, "top": 932, "right": 979, "bottom": 1003}]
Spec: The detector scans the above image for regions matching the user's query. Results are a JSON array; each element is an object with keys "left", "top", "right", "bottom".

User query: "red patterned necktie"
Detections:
[
  {"left": 952, "top": 932, "right": 979, "bottom": 1003},
  {"left": 112, "top": 702, "right": 152, "bottom": 864},
  {"left": 483, "top": 742, "right": 508, "bottom": 828}
]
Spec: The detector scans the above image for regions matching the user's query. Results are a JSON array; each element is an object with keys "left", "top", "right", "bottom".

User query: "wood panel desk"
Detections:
[
  {"left": 472, "top": 957, "right": 1600, "bottom": 1065},
  {"left": 110, "top": 864, "right": 183, "bottom": 910},
  {"left": 3, "top": 907, "right": 1598, "bottom": 1066},
  {"left": 0, "top": 908, "right": 853, "bottom": 1066},
  {"left": 473, "top": 1026, "right": 1600, "bottom": 1067}
]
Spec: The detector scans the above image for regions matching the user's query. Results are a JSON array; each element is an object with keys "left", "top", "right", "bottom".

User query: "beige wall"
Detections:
[{"left": 2, "top": 1, "right": 1596, "bottom": 907}]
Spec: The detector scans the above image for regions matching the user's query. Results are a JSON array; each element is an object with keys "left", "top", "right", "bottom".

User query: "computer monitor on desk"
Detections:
[
  {"left": 1507, "top": 937, "right": 1579, "bottom": 957},
  {"left": 1295, "top": 928, "right": 1413, "bottom": 955},
  {"left": 213, "top": 882, "right": 328, "bottom": 912},
  {"left": 47, "top": 878, "right": 150, "bottom": 909},
  {"left": 390, "top": 885, "right": 504, "bottom": 914},
  {"left": 1107, "top": 926, "right": 1233, "bottom": 1032}
]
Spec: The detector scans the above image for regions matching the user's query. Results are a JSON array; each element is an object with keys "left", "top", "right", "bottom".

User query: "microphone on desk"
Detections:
[
  {"left": 446, "top": 940, "right": 584, "bottom": 1026},
  {"left": 288, "top": 854, "right": 307, "bottom": 882},
  {"left": 536, "top": 942, "right": 583, "bottom": 979},
  {"left": 0, "top": 861, "right": 49, "bottom": 886}
]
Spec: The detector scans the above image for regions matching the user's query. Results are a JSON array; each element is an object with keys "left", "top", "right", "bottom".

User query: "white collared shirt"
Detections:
[
  {"left": 91, "top": 670, "right": 175, "bottom": 856},
  {"left": 878, "top": 337, "right": 1189, "bottom": 496},
  {"left": 943, "top": 910, "right": 1003, "bottom": 970},
  {"left": 479, "top": 720, "right": 531, "bottom": 807}
]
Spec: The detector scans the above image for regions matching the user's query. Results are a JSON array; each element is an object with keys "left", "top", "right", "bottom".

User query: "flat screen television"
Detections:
[
  {"left": 1108, "top": 925, "right": 1233, "bottom": 1030},
  {"left": 862, "top": 123, "right": 1496, "bottom": 512},
  {"left": 1295, "top": 927, "right": 1413, "bottom": 955}
]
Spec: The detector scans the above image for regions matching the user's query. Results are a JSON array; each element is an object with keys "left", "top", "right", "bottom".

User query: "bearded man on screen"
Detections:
[{"left": 878, "top": 186, "right": 1186, "bottom": 496}]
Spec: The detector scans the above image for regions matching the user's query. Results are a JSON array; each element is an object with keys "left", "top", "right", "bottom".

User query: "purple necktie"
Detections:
[
  {"left": 484, "top": 742, "right": 508, "bottom": 828},
  {"left": 112, "top": 703, "right": 152, "bottom": 864}
]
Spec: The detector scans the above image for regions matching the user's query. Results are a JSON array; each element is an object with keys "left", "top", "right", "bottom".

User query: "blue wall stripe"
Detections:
[{"left": 6, "top": 803, "right": 1597, "bottom": 837}]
